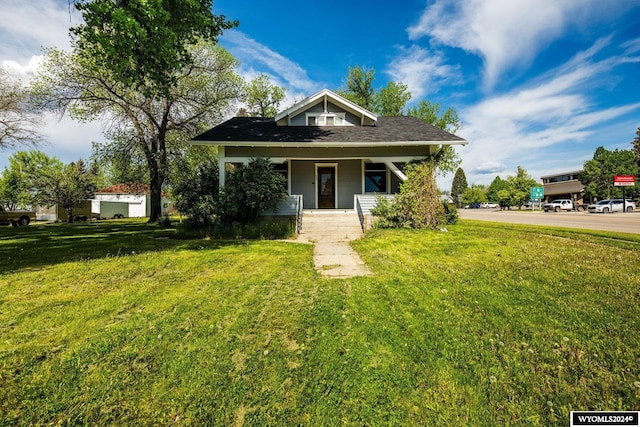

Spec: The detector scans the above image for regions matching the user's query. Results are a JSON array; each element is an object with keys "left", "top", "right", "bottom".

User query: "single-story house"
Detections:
[
  {"left": 92, "top": 183, "right": 173, "bottom": 219},
  {"left": 192, "top": 89, "right": 467, "bottom": 215}
]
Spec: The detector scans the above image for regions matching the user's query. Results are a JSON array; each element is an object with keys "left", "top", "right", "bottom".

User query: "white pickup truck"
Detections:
[{"left": 542, "top": 199, "right": 573, "bottom": 212}]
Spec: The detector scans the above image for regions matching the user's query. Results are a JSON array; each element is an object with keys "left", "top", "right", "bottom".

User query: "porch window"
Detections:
[{"left": 364, "top": 163, "right": 387, "bottom": 193}]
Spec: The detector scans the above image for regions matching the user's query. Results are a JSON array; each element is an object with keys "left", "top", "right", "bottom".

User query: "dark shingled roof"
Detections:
[{"left": 192, "top": 116, "right": 466, "bottom": 145}]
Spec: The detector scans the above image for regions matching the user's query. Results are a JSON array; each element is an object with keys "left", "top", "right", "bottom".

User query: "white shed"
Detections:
[{"left": 92, "top": 183, "right": 172, "bottom": 219}]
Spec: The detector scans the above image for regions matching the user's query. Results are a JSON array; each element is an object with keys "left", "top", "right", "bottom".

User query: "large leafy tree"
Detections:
[
  {"left": 579, "top": 146, "right": 638, "bottom": 199},
  {"left": 29, "top": 1, "right": 240, "bottom": 222},
  {"left": 0, "top": 150, "right": 62, "bottom": 209},
  {"left": 462, "top": 184, "right": 488, "bottom": 207},
  {"left": 243, "top": 74, "right": 286, "bottom": 117},
  {"left": 338, "top": 66, "right": 462, "bottom": 174},
  {"left": 338, "top": 66, "right": 412, "bottom": 116},
  {"left": 34, "top": 159, "right": 97, "bottom": 222},
  {"left": 70, "top": 0, "right": 237, "bottom": 98},
  {"left": 406, "top": 100, "right": 462, "bottom": 175},
  {"left": 338, "top": 66, "right": 462, "bottom": 228},
  {"left": 30, "top": 41, "right": 243, "bottom": 222},
  {"left": 507, "top": 166, "right": 538, "bottom": 208},
  {"left": 374, "top": 81, "right": 411, "bottom": 116},
  {"left": 0, "top": 67, "right": 42, "bottom": 149},
  {"left": 338, "top": 66, "right": 377, "bottom": 111},
  {"left": 406, "top": 101, "right": 461, "bottom": 133},
  {"left": 486, "top": 176, "right": 508, "bottom": 203}
]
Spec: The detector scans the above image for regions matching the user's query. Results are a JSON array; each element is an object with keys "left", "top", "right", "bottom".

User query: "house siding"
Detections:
[
  {"left": 337, "top": 159, "right": 361, "bottom": 208},
  {"left": 289, "top": 101, "right": 360, "bottom": 126},
  {"left": 290, "top": 160, "right": 362, "bottom": 209},
  {"left": 291, "top": 161, "right": 315, "bottom": 209}
]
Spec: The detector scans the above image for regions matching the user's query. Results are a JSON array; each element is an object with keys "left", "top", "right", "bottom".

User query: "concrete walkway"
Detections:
[{"left": 296, "top": 210, "right": 371, "bottom": 279}]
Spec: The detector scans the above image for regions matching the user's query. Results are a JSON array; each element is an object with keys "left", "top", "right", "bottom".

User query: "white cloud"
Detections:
[
  {"left": 456, "top": 41, "right": 640, "bottom": 184},
  {"left": 622, "top": 37, "right": 640, "bottom": 55},
  {"left": 221, "top": 30, "right": 322, "bottom": 95},
  {"left": 1, "top": 114, "right": 105, "bottom": 170},
  {"left": 0, "top": 1, "right": 94, "bottom": 169},
  {"left": 408, "top": 0, "right": 630, "bottom": 89},
  {"left": 0, "top": 0, "right": 82, "bottom": 63},
  {"left": 385, "top": 45, "right": 460, "bottom": 100},
  {"left": 2, "top": 56, "right": 44, "bottom": 81}
]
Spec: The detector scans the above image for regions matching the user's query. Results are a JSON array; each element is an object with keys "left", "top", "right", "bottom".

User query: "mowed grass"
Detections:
[{"left": 1, "top": 219, "right": 639, "bottom": 425}]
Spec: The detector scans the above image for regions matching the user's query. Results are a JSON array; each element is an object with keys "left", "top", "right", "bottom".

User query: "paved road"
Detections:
[{"left": 458, "top": 209, "right": 640, "bottom": 234}]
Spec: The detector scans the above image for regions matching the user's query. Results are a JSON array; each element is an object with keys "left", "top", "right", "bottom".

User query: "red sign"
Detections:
[{"left": 614, "top": 175, "right": 636, "bottom": 186}]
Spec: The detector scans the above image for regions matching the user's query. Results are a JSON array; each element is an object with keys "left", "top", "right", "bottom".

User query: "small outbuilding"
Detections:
[{"left": 92, "top": 183, "right": 173, "bottom": 219}]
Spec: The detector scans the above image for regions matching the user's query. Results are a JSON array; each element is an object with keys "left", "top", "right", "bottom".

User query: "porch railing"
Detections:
[{"left": 354, "top": 194, "right": 395, "bottom": 231}]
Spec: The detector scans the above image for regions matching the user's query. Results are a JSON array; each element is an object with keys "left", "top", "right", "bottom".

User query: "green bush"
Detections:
[
  {"left": 216, "top": 158, "right": 288, "bottom": 226},
  {"left": 172, "top": 160, "right": 219, "bottom": 228},
  {"left": 174, "top": 157, "right": 289, "bottom": 235},
  {"left": 442, "top": 201, "right": 458, "bottom": 225},
  {"left": 372, "top": 162, "right": 448, "bottom": 229}
]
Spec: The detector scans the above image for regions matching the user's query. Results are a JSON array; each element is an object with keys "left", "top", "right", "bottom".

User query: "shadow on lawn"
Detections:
[{"left": 0, "top": 220, "right": 240, "bottom": 273}]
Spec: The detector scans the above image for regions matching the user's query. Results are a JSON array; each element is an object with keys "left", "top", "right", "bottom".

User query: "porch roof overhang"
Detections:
[{"left": 192, "top": 140, "right": 467, "bottom": 148}]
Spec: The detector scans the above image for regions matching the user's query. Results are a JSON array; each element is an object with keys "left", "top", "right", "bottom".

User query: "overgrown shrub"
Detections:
[
  {"left": 172, "top": 159, "right": 219, "bottom": 228},
  {"left": 173, "top": 157, "right": 289, "bottom": 235},
  {"left": 215, "top": 158, "right": 288, "bottom": 226},
  {"left": 372, "top": 161, "right": 448, "bottom": 229}
]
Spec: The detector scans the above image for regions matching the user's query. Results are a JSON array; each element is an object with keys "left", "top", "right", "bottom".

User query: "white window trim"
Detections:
[
  {"left": 362, "top": 161, "right": 389, "bottom": 194},
  {"left": 306, "top": 112, "right": 346, "bottom": 126}
]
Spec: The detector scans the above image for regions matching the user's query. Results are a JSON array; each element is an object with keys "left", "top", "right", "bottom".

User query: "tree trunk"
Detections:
[
  {"left": 147, "top": 159, "right": 164, "bottom": 223},
  {"left": 67, "top": 206, "right": 74, "bottom": 223},
  {"left": 149, "top": 178, "right": 162, "bottom": 222}
]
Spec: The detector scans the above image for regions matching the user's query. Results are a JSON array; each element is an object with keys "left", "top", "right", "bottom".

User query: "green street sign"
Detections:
[{"left": 530, "top": 187, "right": 544, "bottom": 199}]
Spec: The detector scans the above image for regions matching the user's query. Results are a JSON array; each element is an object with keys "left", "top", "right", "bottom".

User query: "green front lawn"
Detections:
[{"left": 1, "top": 220, "right": 638, "bottom": 425}]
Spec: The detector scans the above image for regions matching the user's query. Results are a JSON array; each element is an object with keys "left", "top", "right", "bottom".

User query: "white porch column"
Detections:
[{"left": 218, "top": 146, "right": 226, "bottom": 188}]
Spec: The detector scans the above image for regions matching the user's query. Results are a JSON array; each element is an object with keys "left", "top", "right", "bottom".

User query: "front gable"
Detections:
[{"left": 274, "top": 89, "right": 377, "bottom": 127}]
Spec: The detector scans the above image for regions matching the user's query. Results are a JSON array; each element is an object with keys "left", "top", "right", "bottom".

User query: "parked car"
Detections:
[
  {"left": 587, "top": 199, "right": 636, "bottom": 213},
  {"left": 543, "top": 199, "right": 573, "bottom": 212},
  {"left": 0, "top": 206, "right": 36, "bottom": 226},
  {"left": 480, "top": 202, "right": 499, "bottom": 209}
]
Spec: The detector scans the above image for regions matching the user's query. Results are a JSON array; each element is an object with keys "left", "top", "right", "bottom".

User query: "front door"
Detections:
[{"left": 317, "top": 166, "right": 336, "bottom": 209}]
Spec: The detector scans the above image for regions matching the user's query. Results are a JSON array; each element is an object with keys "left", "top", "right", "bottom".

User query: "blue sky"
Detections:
[{"left": 1, "top": 0, "right": 639, "bottom": 188}]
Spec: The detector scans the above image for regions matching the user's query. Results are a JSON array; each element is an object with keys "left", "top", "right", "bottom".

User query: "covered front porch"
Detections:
[{"left": 217, "top": 145, "right": 441, "bottom": 210}]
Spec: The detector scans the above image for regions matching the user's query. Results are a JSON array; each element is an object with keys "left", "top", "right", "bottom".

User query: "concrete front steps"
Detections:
[
  {"left": 296, "top": 210, "right": 370, "bottom": 279},
  {"left": 296, "top": 210, "right": 363, "bottom": 243}
]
